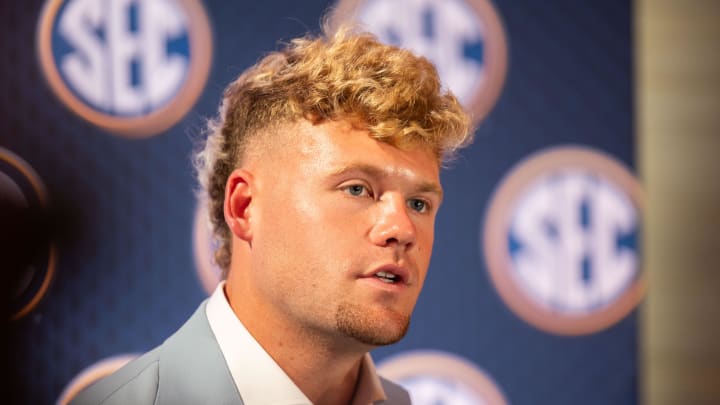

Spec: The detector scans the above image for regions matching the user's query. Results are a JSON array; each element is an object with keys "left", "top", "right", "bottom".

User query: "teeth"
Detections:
[{"left": 375, "top": 271, "right": 397, "bottom": 283}]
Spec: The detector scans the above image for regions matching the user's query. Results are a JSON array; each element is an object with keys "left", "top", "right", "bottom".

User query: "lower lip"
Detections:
[{"left": 357, "top": 276, "right": 408, "bottom": 293}]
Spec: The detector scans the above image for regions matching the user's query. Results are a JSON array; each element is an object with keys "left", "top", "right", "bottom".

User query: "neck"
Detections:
[{"left": 224, "top": 275, "right": 370, "bottom": 405}]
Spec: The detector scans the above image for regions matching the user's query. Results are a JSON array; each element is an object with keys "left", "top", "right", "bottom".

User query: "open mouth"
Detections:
[{"left": 375, "top": 271, "right": 400, "bottom": 284}]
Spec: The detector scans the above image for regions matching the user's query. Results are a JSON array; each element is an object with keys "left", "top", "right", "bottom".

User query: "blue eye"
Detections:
[
  {"left": 346, "top": 184, "right": 368, "bottom": 197},
  {"left": 408, "top": 199, "right": 428, "bottom": 213}
]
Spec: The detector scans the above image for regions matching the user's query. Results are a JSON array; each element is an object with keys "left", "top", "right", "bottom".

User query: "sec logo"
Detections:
[
  {"left": 331, "top": 0, "right": 507, "bottom": 123},
  {"left": 378, "top": 350, "right": 509, "bottom": 405},
  {"left": 483, "top": 146, "right": 644, "bottom": 335},
  {"left": 56, "top": 354, "right": 138, "bottom": 405},
  {"left": 0, "top": 147, "right": 57, "bottom": 321},
  {"left": 37, "top": 0, "right": 213, "bottom": 137}
]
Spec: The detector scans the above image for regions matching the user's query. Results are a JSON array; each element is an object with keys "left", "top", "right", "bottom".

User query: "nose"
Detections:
[{"left": 368, "top": 194, "right": 417, "bottom": 250}]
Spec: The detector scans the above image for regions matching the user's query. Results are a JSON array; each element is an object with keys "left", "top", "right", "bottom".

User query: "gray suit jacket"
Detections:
[{"left": 70, "top": 301, "right": 411, "bottom": 404}]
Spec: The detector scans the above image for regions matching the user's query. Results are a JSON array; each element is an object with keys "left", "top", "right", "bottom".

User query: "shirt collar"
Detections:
[
  {"left": 205, "top": 281, "right": 387, "bottom": 405},
  {"left": 351, "top": 352, "right": 387, "bottom": 405}
]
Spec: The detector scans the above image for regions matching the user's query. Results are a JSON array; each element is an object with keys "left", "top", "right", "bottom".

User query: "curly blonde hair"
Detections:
[{"left": 195, "top": 26, "right": 473, "bottom": 275}]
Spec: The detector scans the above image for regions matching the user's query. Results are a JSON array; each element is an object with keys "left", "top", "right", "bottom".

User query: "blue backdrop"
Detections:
[{"left": 2, "top": 1, "right": 637, "bottom": 404}]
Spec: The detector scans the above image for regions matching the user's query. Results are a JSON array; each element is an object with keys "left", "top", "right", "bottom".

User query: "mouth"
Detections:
[
  {"left": 374, "top": 270, "right": 402, "bottom": 284},
  {"left": 361, "top": 264, "right": 410, "bottom": 287}
]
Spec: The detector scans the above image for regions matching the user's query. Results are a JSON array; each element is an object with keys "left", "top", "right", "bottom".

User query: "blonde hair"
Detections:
[{"left": 195, "top": 26, "right": 473, "bottom": 275}]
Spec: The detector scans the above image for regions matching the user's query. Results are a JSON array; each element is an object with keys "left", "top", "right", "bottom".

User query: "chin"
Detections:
[{"left": 335, "top": 302, "right": 411, "bottom": 346}]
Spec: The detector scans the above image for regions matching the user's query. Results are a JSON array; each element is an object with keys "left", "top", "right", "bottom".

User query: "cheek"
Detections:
[
  {"left": 417, "top": 221, "right": 436, "bottom": 252},
  {"left": 414, "top": 224, "right": 436, "bottom": 279},
  {"left": 257, "top": 179, "right": 319, "bottom": 236},
  {"left": 259, "top": 198, "right": 342, "bottom": 270}
]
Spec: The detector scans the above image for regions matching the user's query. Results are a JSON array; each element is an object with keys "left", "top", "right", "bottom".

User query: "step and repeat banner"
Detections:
[{"left": 2, "top": 1, "right": 639, "bottom": 404}]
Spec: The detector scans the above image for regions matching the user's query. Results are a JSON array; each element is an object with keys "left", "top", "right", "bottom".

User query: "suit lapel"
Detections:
[{"left": 155, "top": 301, "right": 244, "bottom": 405}]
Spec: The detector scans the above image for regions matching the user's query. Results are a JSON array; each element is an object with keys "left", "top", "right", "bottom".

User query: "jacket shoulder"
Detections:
[{"left": 69, "top": 347, "right": 162, "bottom": 405}]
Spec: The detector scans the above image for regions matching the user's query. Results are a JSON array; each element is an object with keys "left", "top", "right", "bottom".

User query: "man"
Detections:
[{"left": 71, "top": 26, "right": 472, "bottom": 405}]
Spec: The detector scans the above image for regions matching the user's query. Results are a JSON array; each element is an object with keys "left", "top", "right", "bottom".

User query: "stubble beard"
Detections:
[{"left": 335, "top": 302, "right": 410, "bottom": 346}]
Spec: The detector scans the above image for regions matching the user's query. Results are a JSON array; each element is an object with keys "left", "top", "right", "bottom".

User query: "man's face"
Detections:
[{"left": 244, "top": 119, "right": 442, "bottom": 347}]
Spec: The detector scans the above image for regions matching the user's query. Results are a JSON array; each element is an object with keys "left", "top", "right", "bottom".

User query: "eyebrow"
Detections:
[{"left": 329, "top": 163, "right": 444, "bottom": 201}]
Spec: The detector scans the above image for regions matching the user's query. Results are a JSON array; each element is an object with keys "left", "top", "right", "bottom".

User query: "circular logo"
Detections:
[
  {"left": 378, "top": 350, "right": 509, "bottom": 405},
  {"left": 331, "top": 0, "right": 508, "bottom": 123},
  {"left": 483, "top": 146, "right": 644, "bottom": 335},
  {"left": 193, "top": 198, "right": 221, "bottom": 295},
  {"left": 0, "top": 148, "right": 57, "bottom": 321},
  {"left": 56, "top": 354, "right": 139, "bottom": 405},
  {"left": 37, "top": 0, "right": 213, "bottom": 137}
]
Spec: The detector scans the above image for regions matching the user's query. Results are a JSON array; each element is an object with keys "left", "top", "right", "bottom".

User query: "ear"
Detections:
[{"left": 224, "top": 169, "right": 253, "bottom": 241}]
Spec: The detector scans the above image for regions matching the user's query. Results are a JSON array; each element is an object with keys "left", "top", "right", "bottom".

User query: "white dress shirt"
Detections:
[{"left": 206, "top": 282, "right": 387, "bottom": 405}]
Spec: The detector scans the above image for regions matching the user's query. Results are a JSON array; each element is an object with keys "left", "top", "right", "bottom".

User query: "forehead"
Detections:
[
  {"left": 245, "top": 119, "right": 442, "bottom": 187},
  {"left": 299, "top": 120, "right": 440, "bottom": 173}
]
